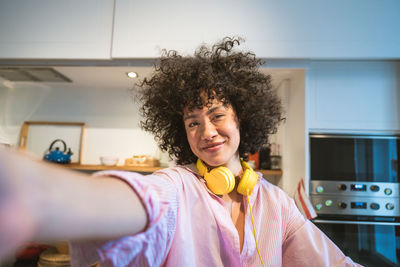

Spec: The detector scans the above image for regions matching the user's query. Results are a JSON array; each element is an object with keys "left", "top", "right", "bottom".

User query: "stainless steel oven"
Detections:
[{"left": 309, "top": 134, "right": 400, "bottom": 266}]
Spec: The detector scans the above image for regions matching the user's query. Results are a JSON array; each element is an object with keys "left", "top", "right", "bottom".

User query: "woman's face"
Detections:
[{"left": 183, "top": 99, "right": 240, "bottom": 168}]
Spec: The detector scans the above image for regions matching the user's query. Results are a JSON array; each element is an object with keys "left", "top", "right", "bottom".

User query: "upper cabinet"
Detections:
[
  {"left": 1, "top": 0, "right": 399, "bottom": 60},
  {"left": 0, "top": 0, "right": 114, "bottom": 59},
  {"left": 307, "top": 61, "right": 400, "bottom": 132},
  {"left": 112, "top": 0, "right": 400, "bottom": 59}
]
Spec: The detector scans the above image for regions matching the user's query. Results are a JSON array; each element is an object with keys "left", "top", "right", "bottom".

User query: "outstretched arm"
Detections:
[{"left": 0, "top": 148, "right": 147, "bottom": 259}]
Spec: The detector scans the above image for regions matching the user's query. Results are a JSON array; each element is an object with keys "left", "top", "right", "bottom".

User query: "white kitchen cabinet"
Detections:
[
  {"left": 307, "top": 61, "right": 400, "bottom": 132},
  {"left": 1, "top": 0, "right": 399, "bottom": 60},
  {"left": 0, "top": 0, "right": 114, "bottom": 59},
  {"left": 112, "top": 0, "right": 400, "bottom": 59}
]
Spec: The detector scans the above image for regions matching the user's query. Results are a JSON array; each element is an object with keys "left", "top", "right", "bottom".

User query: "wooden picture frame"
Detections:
[{"left": 18, "top": 121, "right": 85, "bottom": 164}]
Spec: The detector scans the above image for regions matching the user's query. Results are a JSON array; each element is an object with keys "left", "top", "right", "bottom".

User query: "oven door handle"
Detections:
[{"left": 313, "top": 219, "right": 400, "bottom": 226}]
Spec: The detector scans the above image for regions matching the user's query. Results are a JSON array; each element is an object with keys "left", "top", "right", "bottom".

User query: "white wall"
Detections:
[
  {"left": 271, "top": 70, "right": 307, "bottom": 196},
  {"left": 0, "top": 65, "right": 307, "bottom": 194},
  {"left": 0, "top": 81, "right": 160, "bottom": 165}
]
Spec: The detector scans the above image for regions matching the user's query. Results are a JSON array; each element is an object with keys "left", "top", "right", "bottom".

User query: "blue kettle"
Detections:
[{"left": 43, "top": 139, "right": 73, "bottom": 164}]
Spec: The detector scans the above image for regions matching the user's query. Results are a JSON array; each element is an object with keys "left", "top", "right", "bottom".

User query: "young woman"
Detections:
[{"left": 0, "top": 37, "right": 360, "bottom": 266}]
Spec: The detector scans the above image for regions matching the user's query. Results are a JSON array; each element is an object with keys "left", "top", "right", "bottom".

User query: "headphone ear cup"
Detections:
[
  {"left": 196, "top": 158, "right": 207, "bottom": 177},
  {"left": 205, "top": 167, "right": 235, "bottom": 195},
  {"left": 197, "top": 159, "right": 236, "bottom": 195},
  {"left": 237, "top": 162, "right": 258, "bottom": 196}
]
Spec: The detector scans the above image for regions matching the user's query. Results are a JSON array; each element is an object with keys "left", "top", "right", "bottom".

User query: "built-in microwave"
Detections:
[{"left": 310, "top": 134, "right": 399, "bottom": 183}]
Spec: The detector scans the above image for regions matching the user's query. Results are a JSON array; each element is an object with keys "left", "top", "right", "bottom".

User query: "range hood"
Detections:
[{"left": 0, "top": 67, "right": 72, "bottom": 82}]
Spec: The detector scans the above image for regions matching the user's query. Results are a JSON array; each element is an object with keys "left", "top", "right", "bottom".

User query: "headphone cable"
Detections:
[{"left": 247, "top": 193, "right": 266, "bottom": 267}]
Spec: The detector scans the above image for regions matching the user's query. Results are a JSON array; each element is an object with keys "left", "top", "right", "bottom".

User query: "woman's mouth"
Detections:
[{"left": 202, "top": 142, "right": 225, "bottom": 152}]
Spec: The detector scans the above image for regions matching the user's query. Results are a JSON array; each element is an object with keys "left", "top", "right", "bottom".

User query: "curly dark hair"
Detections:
[{"left": 138, "top": 37, "right": 283, "bottom": 165}]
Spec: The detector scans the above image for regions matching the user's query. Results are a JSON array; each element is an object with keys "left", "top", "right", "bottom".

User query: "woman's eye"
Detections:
[
  {"left": 213, "top": 114, "right": 225, "bottom": 120},
  {"left": 188, "top": 122, "right": 199, "bottom": 128}
]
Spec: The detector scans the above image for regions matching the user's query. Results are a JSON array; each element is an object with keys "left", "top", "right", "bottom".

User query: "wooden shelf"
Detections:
[
  {"left": 64, "top": 164, "right": 282, "bottom": 176},
  {"left": 65, "top": 164, "right": 162, "bottom": 173}
]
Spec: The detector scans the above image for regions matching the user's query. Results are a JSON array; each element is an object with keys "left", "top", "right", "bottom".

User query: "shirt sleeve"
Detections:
[
  {"left": 282, "top": 199, "right": 362, "bottom": 267},
  {"left": 69, "top": 169, "right": 180, "bottom": 267}
]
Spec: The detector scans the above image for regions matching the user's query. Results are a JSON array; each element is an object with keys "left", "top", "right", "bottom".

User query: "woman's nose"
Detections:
[{"left": 200, "top": 121, "right": 217, "bottom": 140}]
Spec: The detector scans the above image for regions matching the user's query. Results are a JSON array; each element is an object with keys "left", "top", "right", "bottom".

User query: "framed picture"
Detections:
[{"left": 18, "top": 121, "right": 85, "bottom": 164}]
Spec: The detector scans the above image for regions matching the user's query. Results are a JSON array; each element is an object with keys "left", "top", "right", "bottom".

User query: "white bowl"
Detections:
[{"left": 100, "top": 156, "right": 119, "bottom": 166}]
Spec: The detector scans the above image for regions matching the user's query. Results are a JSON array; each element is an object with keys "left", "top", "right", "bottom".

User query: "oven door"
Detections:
[
  {"left": 313, "top": 219, "right": 400, "bottom": 267},
  {"left": 310, "top": 134, "right": 399, "bottom": 183}
]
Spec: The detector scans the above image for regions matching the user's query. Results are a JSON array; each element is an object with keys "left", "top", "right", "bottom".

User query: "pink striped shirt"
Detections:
[{"left": 70, "top": 166, "right": 361, "bottom": 267}]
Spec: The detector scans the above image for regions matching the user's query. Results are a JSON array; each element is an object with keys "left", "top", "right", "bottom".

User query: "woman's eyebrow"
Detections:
[
  {"left": 183, "top": 106, "right": 225, "bottom": 121},
  {"left": 206, "top": 106, "right": 225, "bottom": 115},
  {"left": 183, "top": 114, "right": 197, "bottom": 121}
]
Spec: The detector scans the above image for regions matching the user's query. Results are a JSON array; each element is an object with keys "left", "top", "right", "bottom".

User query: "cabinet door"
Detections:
[
  {"left": 112, "top": 0, "right": 400, "bottom": 59},
  {"left": 0, "top": 0, "right": 114, "bottom": 59},
  {"left": 308, "top": 61, "right": 400, "bottom": 132},
  {"left": 112, "top": 0, "right": 248, "bottom": 58}
]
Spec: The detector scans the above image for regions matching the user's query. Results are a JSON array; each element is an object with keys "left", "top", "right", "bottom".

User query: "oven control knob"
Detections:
[
  {"left": 315, "top": 203, "right": 323, "bottom": 210},
  {"left": 338, "top": 202, "right": 347, "bottom": 209},
  {"left": 386, "top": 203, "right": 395, "bottom": 210},
  {"left": 384, "top": 188, "right": 393, "bottom": 196},
  {"left": 337, "top": 184, "right": 347, "bottom": 191},
  {"left": 316, "top": 186, "right": 324, "bottom": 194},
  {"left": 370, "top": 185, "right": 380, "bottom": 192},
  {"left": 370, "top": 203, "right": 380, "bottom": 210}
]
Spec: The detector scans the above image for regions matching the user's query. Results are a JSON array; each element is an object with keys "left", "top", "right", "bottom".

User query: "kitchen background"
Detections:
[
  {"left": 0, "top": 0, "right": 399, "bottom": 192},
  {"left": 0, "top": 0, "right": 399, "bottom": 265},
  {"left": 0, "top": 0, "right": 399, "bottom": 195}
]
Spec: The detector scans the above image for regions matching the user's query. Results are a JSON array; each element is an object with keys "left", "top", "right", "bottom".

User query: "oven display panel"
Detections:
[
  {"left": 351, "top": 202, "right": 367, "bottom": 209},
  {"left": 351, "top": 184, "right": 367, "bottom": 191}
]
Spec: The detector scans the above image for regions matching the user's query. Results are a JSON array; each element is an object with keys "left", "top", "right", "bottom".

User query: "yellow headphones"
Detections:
[
  {"left": 196, "top": 158, "right": 258, "bottom": 196},
  {"left": 197, "top": 158, "right": 265, "bottom": 266}
]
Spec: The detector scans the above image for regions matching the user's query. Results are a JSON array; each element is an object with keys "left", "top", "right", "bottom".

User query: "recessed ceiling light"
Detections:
[{"left": 126, "top": 72, "right": 138, "bottom": 78}]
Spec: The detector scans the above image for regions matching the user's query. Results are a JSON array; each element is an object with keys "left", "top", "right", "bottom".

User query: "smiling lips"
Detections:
[{"left": 202, "top": 141, "right": 225, "bottom": 152}]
